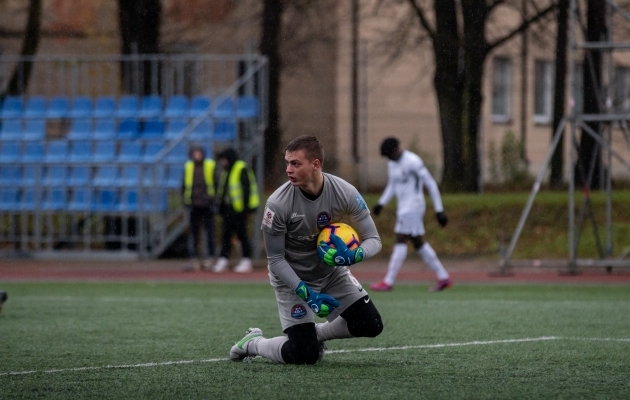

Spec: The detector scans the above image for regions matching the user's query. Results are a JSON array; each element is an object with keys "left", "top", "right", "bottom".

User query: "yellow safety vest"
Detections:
[
  {"left": 183, "top": 159, "right": 215, "bottom": 205},
  {"left": 218, "top": 160, "right": 260, "bottom": 212}
]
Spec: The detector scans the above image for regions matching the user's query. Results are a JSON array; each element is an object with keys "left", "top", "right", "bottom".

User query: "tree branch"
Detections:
[
  {"left": 486, "top": 2, "right": 557, "bottom": 52},
  {"left": 486, "top": 0, "right": 507, "bottom": 13},
  {"left": 406, "top": 0, "right": 436, "bottom": 41}
]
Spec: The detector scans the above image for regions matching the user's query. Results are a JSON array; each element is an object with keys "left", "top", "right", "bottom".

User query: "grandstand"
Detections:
[{"left": 0, "top": 54, "right": 268, "bottom": 259}]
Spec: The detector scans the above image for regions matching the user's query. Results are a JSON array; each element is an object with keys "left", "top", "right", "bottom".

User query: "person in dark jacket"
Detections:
[
  {"left": 182, "top": 145, "right": 216, "bottom": 271},
  {"left": 213, "top": 148, "right": 260, "bottom": 273}
]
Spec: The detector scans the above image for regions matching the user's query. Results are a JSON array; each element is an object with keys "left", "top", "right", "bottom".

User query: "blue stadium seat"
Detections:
[
  {"left": 93, "top": 188, "right": 118, "bottom": 212},
  {"left": 0, "top": 142, "right": 21, "bottom": 163},
  {"left": 69, "top": 97, "right": 93, "bottom": 118},
  {"left": 120, "top": 165, "right": 140, "bottom": 187},
  {"left": 68, "top": 189, "right": 92, "bottom": 211},
  {"left": 237, "top": 95, "right": 259, "bottom": 118},
  {"left": 93, "top": 119, "right": 116, "bottom": 140},
  {"left": 68, "top": 166, "right": 90, "bottom": 186},
  {"left": 21, "top": 142, "right": 44, "bottom": 163},
  {"left": 143, "top": 190, "right": 168, "bottom": 212},
  {"left": 213, "top": 97, "right": 236, "bottom": 118},
  {"left": 43, "top": 166, "right": 67, "bottom": 186},
  {"left": 141, "top": 119, "right": 164, "bottom": 139},
  {"left": 0, "top": 166, "right": 20, "bottom": 186},
  {"left": 47, "top": 96, "right": 69, "bottom": 119},
  {"left": 20, "top": 188, "right": 36, "bottom": 211},
  {"left": 165, "top": 165, "right": 183, "bottom": 188},
  {"left": 165, "top": 142, "right": 187, "bottom": 164},
  {"left": 191, "top": 119, "right": 212, "bottom": 141},
  {"left": 93, "top": 141, "right": 116, "bottom": 162},
  {"left": 23, "top": 120, "right": 45, "bottom": 141},
  {"left": 68, "top": 119, "right": 92, "bottom": 140},
  {"left": 94, "top": 166, "right": 117, "bottom": 187},
  {"left": 22, "top": 165, "right": 38, "bottom": 186},
  {"left": 139, "top": 95, "right": 162, "bottom": 118},
  {"left": 0, "top": 120, "right": 22, "bottom": 141},
  {"left": 165, "top": 119, "right": 188, "bottom": 139},
  {"left": 0, "top": 189, "right": 19, "bottom": 211},
  {"left": 213, "top": 119, "right": 237, "bottom": 141},
  {"left": 117, "top": 189, "right": 138, "bottom": 212},
  {"left": 23, "top": 97, "right": 47, "bottom": 119},
  {"left": 117, "top": 119, "right": 139, "bottom": 139},
  {"left": 117, "top": 96, "right": 139, "bottom": 118},
  {"left": 0, "top": 97, "right": 22, "bottom": 119},
  {"left": 69, "top": 141, "right": 92, "bottom": 163},
  {"left": 189, "top": 96, "right": 211, "bottom": 118},
  {"left": 41, "top": 188, "right": 67, "bottom": 211},
  {"left": 142, "top": 141, "right": 164, "bottom": 163},
  {"left": 118, "top": 141, "right": 142, "bottom": 163},
  {"left": 93, "top": 96, "right": 116, "bottom": 118},
  {"left": 44, "top": 140, "right": 68, "bottom": 163},
  {"left": 142, "top": 165, "right": 165, "bottom": 187},
  {"left": 164, "top": 95, "right": 188, "bottom": 118}
]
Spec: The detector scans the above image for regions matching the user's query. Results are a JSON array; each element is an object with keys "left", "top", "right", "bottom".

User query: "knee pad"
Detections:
[
  {"left": 281, "top": 323, "right": 320, "bottom": 365},
  {"left": 341, "top": 295, "right": 384, "bottom": 338}
]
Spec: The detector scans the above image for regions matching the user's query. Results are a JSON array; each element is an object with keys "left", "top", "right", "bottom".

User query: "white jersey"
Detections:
[{"left": 378, "top": 150, "right": 443, "bottom": 216}]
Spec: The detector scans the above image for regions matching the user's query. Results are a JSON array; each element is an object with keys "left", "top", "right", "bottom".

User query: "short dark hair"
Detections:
[
  {"left": 380, "top": 137, "right": 399, "bottom": 156},
  {"left": 285, "top": 135, "right": 325, "bottom": 165}
]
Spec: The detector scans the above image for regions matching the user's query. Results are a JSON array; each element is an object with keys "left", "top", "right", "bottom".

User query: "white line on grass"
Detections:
[{"left": 2, "top": 336, "right": 629, "bottom": 377}]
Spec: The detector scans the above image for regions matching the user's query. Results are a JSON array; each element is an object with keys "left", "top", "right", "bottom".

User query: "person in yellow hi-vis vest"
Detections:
[
  {"left": 213, "top": 148, "right": 260, "bottom": 273},
  {"left": 182, "top": 145, "right": 217, "bottom": 272}
]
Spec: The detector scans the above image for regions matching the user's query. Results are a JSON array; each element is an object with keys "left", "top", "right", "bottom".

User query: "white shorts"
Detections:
[
  {"left": 270, "top": 266, "right": 368, "bottom": 331},
  {"left": 394, "top": 211, "right": 425, "bottom": 236}
]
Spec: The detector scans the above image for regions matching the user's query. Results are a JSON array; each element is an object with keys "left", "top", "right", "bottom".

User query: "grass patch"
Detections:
[{"left": 1, "top": 282, "right": 629, "bottom": 399}]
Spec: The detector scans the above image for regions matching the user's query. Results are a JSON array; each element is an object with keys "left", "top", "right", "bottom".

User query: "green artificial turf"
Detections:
[{"left": 1, "top": 282, "right": 629, "bottom": 399}]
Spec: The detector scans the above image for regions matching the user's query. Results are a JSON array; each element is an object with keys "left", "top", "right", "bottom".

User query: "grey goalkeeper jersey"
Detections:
[{"left": 262, "top": 173, "right": 382, "bottom": 290}]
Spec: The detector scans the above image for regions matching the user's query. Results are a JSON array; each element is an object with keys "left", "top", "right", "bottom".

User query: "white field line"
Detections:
[{"left": 2, "top": 336, "right": 629, "bottom": 377}]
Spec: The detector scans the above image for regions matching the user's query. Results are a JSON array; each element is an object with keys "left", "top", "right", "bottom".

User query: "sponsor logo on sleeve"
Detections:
[
  {"left": 262, "top": 207, "right": 275, "bottom": 229},
  {"left": 356, "top": 194, "right": 367, "bottom": 210},
  {"left": 291, "top": 304, "right": 307, "bottom": 319},
  {"left": 316, "top": 212, "right": 332, "bottom": 227}
]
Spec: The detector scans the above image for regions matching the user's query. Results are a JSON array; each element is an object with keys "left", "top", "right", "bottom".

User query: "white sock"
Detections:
[
  {"left": 250, "top": 336, "right": 288, "bottom": 363},
  {"left": 316, "top": 318, "right": 353, "bottom": 342},
  {"left": 418, "top": 242, "right": 449, "bottom": 280},
  {"left": 384, "top": 243, "right": 408, "bottom": 286}
]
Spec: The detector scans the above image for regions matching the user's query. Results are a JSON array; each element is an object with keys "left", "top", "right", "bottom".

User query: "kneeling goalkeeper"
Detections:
[{"left": 230, "top": 135, "right": 383, "bottom": 364}]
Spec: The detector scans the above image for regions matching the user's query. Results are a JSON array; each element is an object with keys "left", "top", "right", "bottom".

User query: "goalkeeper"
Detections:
[{"left": 230, "top": 135, "right": 383, "bottom": 364}]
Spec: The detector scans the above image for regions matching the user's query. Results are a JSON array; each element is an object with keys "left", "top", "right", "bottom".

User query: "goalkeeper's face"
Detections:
[{"left": 285, "top": 150, "right": 321, "bottom": 188}]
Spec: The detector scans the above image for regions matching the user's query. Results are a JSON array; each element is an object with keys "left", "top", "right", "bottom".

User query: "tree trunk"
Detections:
[
  {"left": 260, "top": 0, "right": 285, "bottom": 182},
  {"left": 577, "top": 0, "right": 605, "bottom": 189},
  {"left": 550, "top": 0, "right": 569, "bottom": 187},
  {"left": 117, "top": 0, "right": 161, "bottom": 95},
  {"left": 4, "top": 0, "right": 42, "bottom": 97}
]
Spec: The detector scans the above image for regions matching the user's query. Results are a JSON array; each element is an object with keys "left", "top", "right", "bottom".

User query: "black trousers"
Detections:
[
  {"left": 188, "top": 206, "right": 215, "bottom": 258},
  {"left": 219, "top": 209, "right": 251, "bottom": 258}
]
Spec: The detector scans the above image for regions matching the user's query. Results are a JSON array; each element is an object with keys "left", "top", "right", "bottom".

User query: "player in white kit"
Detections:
[
  {"left": 229, "top": 135, "right": 384, "bottom": 364},
  {"left": 370, "top": 137, "right": 452, "bottom": 292}
]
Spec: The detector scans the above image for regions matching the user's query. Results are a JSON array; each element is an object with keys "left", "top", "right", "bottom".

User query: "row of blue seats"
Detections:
[
  {"left": 0, "top": 188, "right": 168, "bottom": 213},
  {"left": 0, "top": 95, "right": 259, "bottom": 119},
  {"left": 0, "top": 165, "right": 183, "bottom": 188},
  {"left": 0, "top": 141, "right": 210, "bottom": 164},
  {"left": 0, "top": 118, "right": 237, "bottom": 142}
]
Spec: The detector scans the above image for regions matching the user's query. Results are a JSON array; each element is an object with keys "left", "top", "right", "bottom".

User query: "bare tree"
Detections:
[{"left": 2, "top": 0, "right": 42, "bottom": 97}]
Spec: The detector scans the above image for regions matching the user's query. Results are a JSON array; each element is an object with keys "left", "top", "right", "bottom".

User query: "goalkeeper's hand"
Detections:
[
  {"left": 295, "top": 281, "right": 340, "bottom": 318},
  {"left": 436, "top": 211, "right": 448, "bottom": 227},
  {"left": 318, "top": 233, "right": 365, "bottom": 267}
]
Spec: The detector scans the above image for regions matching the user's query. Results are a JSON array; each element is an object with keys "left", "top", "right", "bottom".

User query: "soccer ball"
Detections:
[{"left": 317, "top": 223, "right": 361, "bottom": 250}]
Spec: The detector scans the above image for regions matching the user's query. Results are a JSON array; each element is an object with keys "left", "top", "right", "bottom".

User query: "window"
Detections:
[
  {"left": 615, "top": 66, "right": 630, "bottom": 114},
  {"left": 492, "top": 57, "right": 512, "bottom": 122},
  {"left": 533, "top": 60, "right": 554, "bottom": 124},
  {"left": 571, "top": 63, "right": 583, "bottom": 114}
]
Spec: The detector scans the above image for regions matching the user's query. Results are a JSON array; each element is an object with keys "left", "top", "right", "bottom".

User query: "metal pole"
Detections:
[{"left": 568, "top": 0, "right": 577, "bottom": 267}]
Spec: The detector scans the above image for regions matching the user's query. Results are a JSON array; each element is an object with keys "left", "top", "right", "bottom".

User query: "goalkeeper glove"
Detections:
[
  {"left": 295, "top": 281, "right": 340, "bottom": 318},
  {"left": 372, "top": 204, "right": 383, "bottom": 216},
  {"left": 436, "top": 211, "right": 448, "bottom": 227},
  {"left": 318, "top": 233, "right": 365, "bottom": 267}
]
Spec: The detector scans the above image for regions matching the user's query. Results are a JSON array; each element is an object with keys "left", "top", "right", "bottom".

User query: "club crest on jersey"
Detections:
[
  {"left": 291, "top": 304, "right": 307, "bottom": 319},
  {"left": 356, "top": 194, "right": 367, "bottom": 210},
  {"left": 262, "top": 207, "right": 275, "bottom": 228},
  {"left": 316, "top": 212, "right": 332, "bottom": 227}
]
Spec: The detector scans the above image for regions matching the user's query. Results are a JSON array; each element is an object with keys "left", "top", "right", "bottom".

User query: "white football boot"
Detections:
[
  {"left": 233, "top": 258, "right": 253, "bottom": 273},
  {"left": 229, "top": 327, "right": 263, "bottom": 362},
  {"left": 213, "top": 257, "right": 229, "bottom": 273}
]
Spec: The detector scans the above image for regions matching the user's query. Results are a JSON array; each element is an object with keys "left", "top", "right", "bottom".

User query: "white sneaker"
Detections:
[
  {"left": 233, "top": 258, "right": 253, "bottom": 273},
  {"left": 213, "top": 257, "right": 229, "bottom": 273},
  {"left": 229, "top": 327, "right": 263, "bottom": 362}
]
